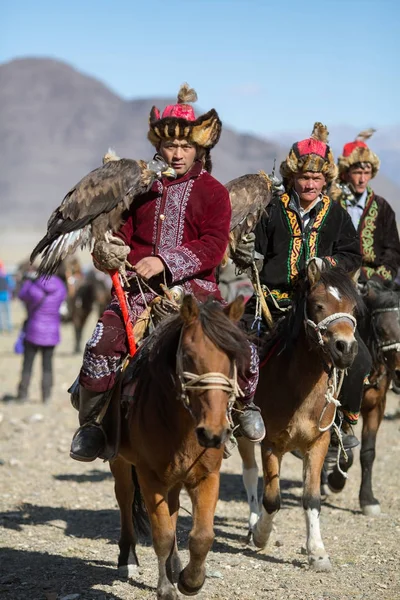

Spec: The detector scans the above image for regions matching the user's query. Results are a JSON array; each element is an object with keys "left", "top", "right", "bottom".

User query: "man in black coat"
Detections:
[
  {"left": 332, "top": 129, "right": 400, "bottom": 284},
  {"left": 234, "top": 123, "right": 369, "bottom": 447}
]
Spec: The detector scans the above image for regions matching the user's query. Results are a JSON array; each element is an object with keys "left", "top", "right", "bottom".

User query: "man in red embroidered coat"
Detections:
[
  {"left": 70, "top": 84, "right": 263, "bottom": 462},
  {"left": 332, "top": 129, "right": 400, "bottom": 284}
]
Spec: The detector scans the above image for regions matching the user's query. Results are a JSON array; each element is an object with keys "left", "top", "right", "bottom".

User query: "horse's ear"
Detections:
[
  {"left": 223, "top": 295, "right": 245, "bottom": 322},
  {"left": 307, "top": 258, "right": 322, "bottom": 286},
  {"left": 180, "top": 294, "right": 199, "bottom": 325},
  {"left": 349, "top": 268, "right": 361, "bottom": 285}
]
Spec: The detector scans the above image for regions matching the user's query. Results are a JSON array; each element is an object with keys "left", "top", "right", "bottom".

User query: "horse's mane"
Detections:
[
  {"left": 124, "top": 299, "right": 250, "bottom": 394},
  {"left": 274, "top": 268, "right": 364, "bottom": 351}
]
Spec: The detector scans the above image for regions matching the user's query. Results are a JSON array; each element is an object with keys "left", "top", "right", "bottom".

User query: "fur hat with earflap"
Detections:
[{"left": 280, "top": 122, "right": 338, "bottom": 187}]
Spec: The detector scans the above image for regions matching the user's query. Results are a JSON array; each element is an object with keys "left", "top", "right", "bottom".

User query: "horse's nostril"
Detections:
[
  {"left": 335, "top": 340, "right": 346, "bottom": 354},
  {"left": 196, "top": 426, "right": 224, "bottom": 448}
]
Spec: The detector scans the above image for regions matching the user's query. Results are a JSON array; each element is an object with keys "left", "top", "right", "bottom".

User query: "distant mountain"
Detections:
[
  {"left": 0, "top": 56, "right": 399, "bottom": 238},
  {"left": 0, "top": 57, "right": 284, "bottom": 230}
]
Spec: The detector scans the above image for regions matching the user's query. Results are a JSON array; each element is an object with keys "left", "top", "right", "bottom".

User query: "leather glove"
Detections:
[
  {"left": 92, "top": 239, "right": 130, "bottom": 273},
  {"left": 233, "top": 232, "right": 257, "bottom": 269}
]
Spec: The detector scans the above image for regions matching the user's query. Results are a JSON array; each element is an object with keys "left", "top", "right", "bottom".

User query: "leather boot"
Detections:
[
  {"left": 70, "top": 386, "right": 108, "bottom": 462},
  {"left": 236, "top": 400, "right": 266, "bottom": 443}
]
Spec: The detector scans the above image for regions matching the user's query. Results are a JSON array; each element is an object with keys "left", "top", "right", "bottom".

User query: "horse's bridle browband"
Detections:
[
  {"left": 175, "top": 327, "right": 244, "bottom": 414},
  {"left": 371, "top": 305, "right": 400, "bottom": 354}
]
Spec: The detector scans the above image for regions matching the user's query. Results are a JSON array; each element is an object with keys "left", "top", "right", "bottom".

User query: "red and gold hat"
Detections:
[
  {"left": 148, "top": 83, "right": 222, "bottom": 149},
  {"left": 280, "top": 122, "right": 338, "bottom": 185},
  {"left": 337, "top": 129, "right": 380, "bottom": 179}
]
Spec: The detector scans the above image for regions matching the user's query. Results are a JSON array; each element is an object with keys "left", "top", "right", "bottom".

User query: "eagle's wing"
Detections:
[
  {"left": 51, "top": 158, "right": 142, "bottom": 228},
  {"left": 30, "top": 158, "right": 143, "bottom": 273},
  {"left": 226, "top": 172, "right": 272, "bottom": 254}
]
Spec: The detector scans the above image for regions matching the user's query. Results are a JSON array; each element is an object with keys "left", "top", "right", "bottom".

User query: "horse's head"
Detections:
[
  {"left": 178, "top": 295, "right": 246, "bottom": 449},
  {"left": 305, "top": 259, "right": 360, "bottom": 369},
  {"left": 363, "top": 281, "right": 400, "bottom": 385}
]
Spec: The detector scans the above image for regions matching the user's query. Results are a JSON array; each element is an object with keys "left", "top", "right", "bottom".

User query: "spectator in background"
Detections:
[
  {"left": 0, "top": 260, "right": 14, "bottom": 332},
  {"left": 14, "top": 269, "right": 66, "bottom": 403}
]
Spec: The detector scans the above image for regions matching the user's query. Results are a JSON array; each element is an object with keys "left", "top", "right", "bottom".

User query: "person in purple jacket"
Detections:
[{"left": 16, "top": 269, "right": 66, "bottom": 403}]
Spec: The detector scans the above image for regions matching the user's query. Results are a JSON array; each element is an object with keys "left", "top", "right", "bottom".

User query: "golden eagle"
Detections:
[
  {"left": 226, "top": 171, "right": 273, "bottom": 254},
  {"left": 30, "top": 151, "right": 175, "bottom": 274}
]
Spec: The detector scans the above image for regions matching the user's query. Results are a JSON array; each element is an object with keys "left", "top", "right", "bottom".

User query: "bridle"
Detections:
[
  {"left": 175, "top": 326, "right": 244, "bottom": 419},
  {"left": 304, "top": 301, "right": 357, "bottom": 478},
  {"left": 370, "top": 305, "right": 400, "bottom": 358},
  {"left": 304, "top": 307, "right": 357, "bottom": 348}
]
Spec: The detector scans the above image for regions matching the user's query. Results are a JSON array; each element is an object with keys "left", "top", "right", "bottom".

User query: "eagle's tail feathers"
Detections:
[{"left": 35, "top": 227, "right": 92, "bottom": 276}]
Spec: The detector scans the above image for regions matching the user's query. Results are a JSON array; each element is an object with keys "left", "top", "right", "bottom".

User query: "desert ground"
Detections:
[{"left": 1, "top": 300, "right": 399, "bottom": 600}]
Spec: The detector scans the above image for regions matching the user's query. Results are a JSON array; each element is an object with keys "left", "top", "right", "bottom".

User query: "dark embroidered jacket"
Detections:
[
  {"left": 117, "top": 161, "right": 231, "bottom": 302},
  {"left": 253, "top": 192, "right": 362, "bottom": 308},
  {"left": 337, "top": 188, "right": 400, "bottom": 282}
]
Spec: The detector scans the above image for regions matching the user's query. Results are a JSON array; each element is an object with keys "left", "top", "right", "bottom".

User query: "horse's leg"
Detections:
[
  {"left": 303, "top": 432, "right": 332, "bottom": 572},
  {"left": 237, "top": 437, "right": 259, "bottom": 540},
  {"left": 359, "top": 386, "right": 386, "bottom": 516},
  {"left": 166, "top": 483, "right": 183, "bottom": 584},
  {"left": 252, "top": 447, "right": 282, "bottom": 549},
  {"left": 109, "top": 457, "right": 140, "bottom": 579},
  {"left": 139, "top": 475, "right": 178, "bottom": 600},
  {"left": 178, "top": 471, "right": 220, "bottom": 596}
]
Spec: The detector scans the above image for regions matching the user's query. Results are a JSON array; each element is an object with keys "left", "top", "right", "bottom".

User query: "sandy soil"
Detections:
[{"left": 1, "top": 300, "right": 400, "bottom": 600}]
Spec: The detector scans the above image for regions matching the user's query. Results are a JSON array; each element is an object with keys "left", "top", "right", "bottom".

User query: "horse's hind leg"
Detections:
[
  {"left": 178, "top": 471, "right": 220, "bottom": 596},
  {"left": 166, "top": 483, "right": 182, "bottom": 584},
  {"left": 237, "top": 437, "right": 259, "bottom": 541},
  {"left": 110, "top": 457, "right": 140, "bottom": 579},
  {"left": 252, "top": 447, "right": 282, "bottom": 549},
  {"left": 359, "top": 386, "right": 386, "bottom": 516},
  {"left": 303, "top": 432, "right": 332, "bottom": 572}
]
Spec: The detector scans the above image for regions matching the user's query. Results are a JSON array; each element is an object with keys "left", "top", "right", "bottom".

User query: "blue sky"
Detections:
[{"left": 2, "top": 0, "right": 399, "bottom": 136}]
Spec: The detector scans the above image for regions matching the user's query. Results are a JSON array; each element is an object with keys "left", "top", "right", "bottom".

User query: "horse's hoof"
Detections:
[
  {"left": 327, "top": 477, "right": 346, "bottom": 494},
  {"left": 308, "top": 555, "right": 332, "bottom": 572},
  {"left": 361, "top": 503, "right": 381, "bottom": 517},
  {"left": 178, "top": 572, "right": 205, "bottom": 596},
  {"left": 252, "top": 529, "right": 268, "bottom": 549},
  {"left": 157, "top": 586, "right": 178, "bottom": 600},
  {"left": 118, "top": 563, "right": 139, "bottom": 580}
]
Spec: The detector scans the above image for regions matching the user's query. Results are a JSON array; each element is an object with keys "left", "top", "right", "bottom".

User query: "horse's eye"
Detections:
[{"left": 316, "top": 304, "right": 324, "bottom": 311}]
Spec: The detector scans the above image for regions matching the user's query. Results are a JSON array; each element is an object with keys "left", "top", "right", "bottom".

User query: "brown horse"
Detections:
[
  {"left": 110, "top": 295, "right": 248, "bottom": 599},
  {"left": 326, "top": 280, "right": 400, "bottom": 515},
  {"left": 238, "top": 260, "right": 360, "bottom": 572}
]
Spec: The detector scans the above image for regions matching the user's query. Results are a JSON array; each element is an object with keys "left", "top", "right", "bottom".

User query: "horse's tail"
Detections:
[{"left": 131, "top": 466, "right": 150, "bottom": 538}]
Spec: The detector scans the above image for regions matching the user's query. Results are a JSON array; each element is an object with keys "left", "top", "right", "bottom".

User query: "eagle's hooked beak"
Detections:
[{"left": 162, "top": 166, "right": 177, "bottom": 179}]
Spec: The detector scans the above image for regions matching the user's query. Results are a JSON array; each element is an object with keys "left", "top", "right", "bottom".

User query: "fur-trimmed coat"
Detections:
[{"left": 336, "top": 188, "right": 400, "bottom": 283}]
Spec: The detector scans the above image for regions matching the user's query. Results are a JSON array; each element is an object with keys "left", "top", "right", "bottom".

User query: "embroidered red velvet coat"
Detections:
[{"left": 116, "top": 161, "right": 231, "bottom": 314}]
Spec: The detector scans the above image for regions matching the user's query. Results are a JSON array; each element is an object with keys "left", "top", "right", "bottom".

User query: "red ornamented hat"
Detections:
[
  {"left": 280, "top": 122, "right": 338, "bottom": 185},
  {"left": 148, "top": 83, "right": 222, "bottom": 150},
  {"left": 338, "top": 129, "right": 380, "bottom": 179}
]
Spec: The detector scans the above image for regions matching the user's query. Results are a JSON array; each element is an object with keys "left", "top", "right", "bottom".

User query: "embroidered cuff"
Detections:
[{"left": 158, "top": 247, "right": 202, "bottom": 283}]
